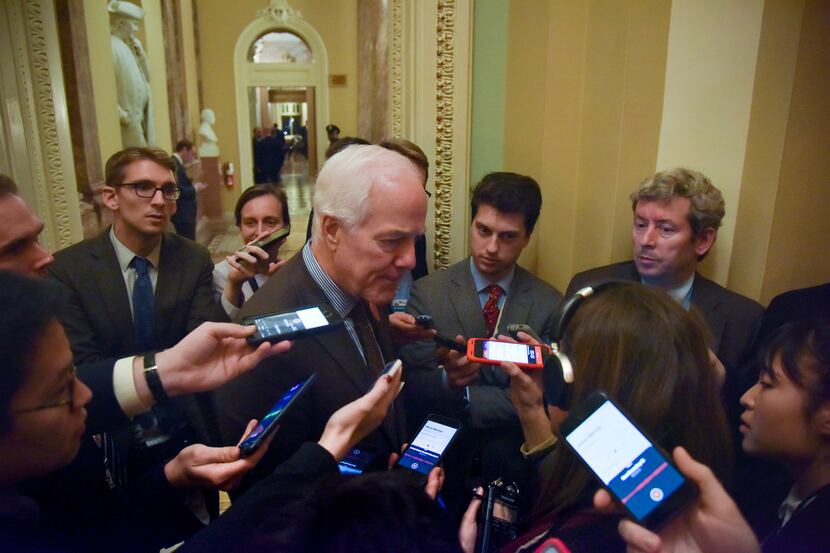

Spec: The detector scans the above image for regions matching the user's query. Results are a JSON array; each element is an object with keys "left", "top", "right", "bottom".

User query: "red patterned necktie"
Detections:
[{"left": 482, "top": 284, "right": 504, "bottom": 337}]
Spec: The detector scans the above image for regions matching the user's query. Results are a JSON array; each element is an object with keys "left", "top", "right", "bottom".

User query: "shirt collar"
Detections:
[
  {"left": 110, "top": 226, "right": 161, "bottom": 271},
  {"left": 172, "top": 152, "right": 183, "bottom": 164},
  {"left": 469, "top": 257, "right": 515, "bottom": 295},
  {"left": 301, "top": 241, "right": 358, "bottom": 319},
  {"left": 641, "top": 273, "right": 695, "bottom": 308}
]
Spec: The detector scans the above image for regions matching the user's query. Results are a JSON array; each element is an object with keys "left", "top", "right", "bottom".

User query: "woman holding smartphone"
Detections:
[{"left": 460, "top": 283, "right": 732, "bottom": 553}]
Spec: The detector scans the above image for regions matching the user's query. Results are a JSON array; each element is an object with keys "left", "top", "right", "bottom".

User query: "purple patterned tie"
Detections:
[{"left": 482, "top": 284, "right": 504, "bottom": 337}]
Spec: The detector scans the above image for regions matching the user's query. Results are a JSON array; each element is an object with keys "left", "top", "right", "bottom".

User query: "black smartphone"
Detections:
[
  {"left": 244, "top": 225, "right": 290, "bottom": 270},
  {"left": 434, "top": 333, "right": 466, "bottom": 354},
  {"left": 238, "top": 373, "right": 316, "bottom": 457},
  {"left": 559, "top": 391, "right": 698, "bottom": 530},
  {"left": 476, "top": 478, "right": 521, "bottom": 553},
  {"left": 337, "top": 447, "right": 377, "bottom": 475},
  {"left": 243, "top": 303, "right": 342, "bottom": 345},
  {"left": 414, "top": 314, "right": 433, "bottom": 328},
  {"left": 395, "top": 414, "right": 462, "bottom": 485}
]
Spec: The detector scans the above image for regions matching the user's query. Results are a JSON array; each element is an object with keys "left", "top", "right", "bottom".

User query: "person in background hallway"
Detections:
[
  {"left": 171, "top": 139, "right": 206, "bottom": 241},
  {"left": 213, "top": 184, "right": 291, "bottom": 318}
]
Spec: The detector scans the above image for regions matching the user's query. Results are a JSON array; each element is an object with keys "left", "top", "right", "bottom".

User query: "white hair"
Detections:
[{"left": 312, "top": 144, "right": 416, "bottom": 243}]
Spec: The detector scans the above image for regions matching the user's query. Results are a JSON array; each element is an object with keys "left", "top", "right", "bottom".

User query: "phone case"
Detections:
[{"left": 465, "top": 338, "right": 547, "bottom": 369}]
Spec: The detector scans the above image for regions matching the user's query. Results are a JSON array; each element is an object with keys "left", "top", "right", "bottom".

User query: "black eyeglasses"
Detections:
[
  {"left": 12, "top": 366, "right": 77, "bottom": 414},
  {"left": 121, "top": 181, "right": 181, "bottom": 201}
]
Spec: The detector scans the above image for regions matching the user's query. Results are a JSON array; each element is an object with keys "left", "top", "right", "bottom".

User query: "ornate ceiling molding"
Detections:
[{"left": 257, "top": 0, "right": 303, "bottom": 25}]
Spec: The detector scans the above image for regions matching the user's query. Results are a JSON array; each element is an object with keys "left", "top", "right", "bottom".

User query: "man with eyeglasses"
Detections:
[{"left": 47, "top": 146, "right": 220, "bottom": 544}]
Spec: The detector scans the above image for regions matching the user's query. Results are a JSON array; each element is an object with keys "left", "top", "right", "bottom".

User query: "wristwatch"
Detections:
[{"left": 143, "top": 352, "right": 169, "bottom": 404}]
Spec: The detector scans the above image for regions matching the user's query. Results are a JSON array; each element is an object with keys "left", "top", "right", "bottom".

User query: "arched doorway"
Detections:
[{"left": 233, "top": 7, "right": 329, "bottom": 189}]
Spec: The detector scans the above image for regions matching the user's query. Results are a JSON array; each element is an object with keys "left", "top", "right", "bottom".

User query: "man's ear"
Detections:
[
  {"left": 100, "top": 186, "right": 119, "bottom": 212},
  {"left": 319, "top": 214, "right": 342, "bottom": 250},
  {"left": 694, "top": 227, "right": 717, "bottom": 258}
]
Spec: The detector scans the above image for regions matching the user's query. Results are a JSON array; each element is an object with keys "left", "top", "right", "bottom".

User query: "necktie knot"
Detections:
[
  {"left": 132, "top": 256, "right": 152, "bottom": 275},
  {"left": 486, "top": 283, "right": 504, "bottom": 301}
]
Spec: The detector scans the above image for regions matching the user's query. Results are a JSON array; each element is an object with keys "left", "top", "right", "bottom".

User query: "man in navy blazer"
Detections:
[
  {"left": 566, "top": 167, "right": 764, "bottom": 373},
  {"left": 171, "top": 139, "right": 205, "bottom": 241}
]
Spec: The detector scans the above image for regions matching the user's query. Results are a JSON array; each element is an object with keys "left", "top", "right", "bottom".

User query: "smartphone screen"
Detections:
[
  {"left": 239, "top": 374, "right": 315, "bottom": 456},
  {"left": 338, "top": 448, "right": 376, "bottom": 475},
  {"left": 253, "top": 306, "right": 330, "bottom": 339},
  {"left": 564, "top": 399, "right": 688, "bottom": 522},
  {"left": 397, "top": 417, "right": 461, "bottom": 476},
  {"left": 479, "top": 340, "right": 541, "bottom": 365}
]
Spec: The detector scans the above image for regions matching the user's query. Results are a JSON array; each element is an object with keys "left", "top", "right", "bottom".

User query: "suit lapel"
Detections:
[
  {"left": 448, "top": 260, "right": 488, "bottom": 339},
  {"left": 499, "top": 267, "right": 533, "bottom": 336},
  {"left": 155, "top": 234, "right": 182, "bottom": 341},
  {"left": 89, "top": 230, "right": 136, "bottom": 351},
  {"left": 690, "top": 273, "right": 725, "bottom": 352}
]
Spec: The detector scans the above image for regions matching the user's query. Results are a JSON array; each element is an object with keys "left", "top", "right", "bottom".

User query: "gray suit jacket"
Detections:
[
  {"left": 566, "top": 261, "right": 764, "bottom": 370},
  {"left": 400, "top": 258, "right": 562, "bottom": 428},
  {"left": 212, "top": 253, "right": 407, "bottom": 482}
]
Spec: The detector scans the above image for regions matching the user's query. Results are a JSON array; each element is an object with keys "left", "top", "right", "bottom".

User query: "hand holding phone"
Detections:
[
  {"left": 239, "top": 374, "right": 316, "bottom": 457},
  {"left": 466, "top": 338, "right": 548, "bottom": 370},
  {"left": 560, "top": 391, "right": 698, "bottom": 530},
  {"left": 246, "top": 225, "right": 290, "bottom": 270},
  {"left": 395, "top": 414, "right": 462, "bottom": 486},
  {"left": 434, "top": 333, "right": 467, "bottom": 354}
]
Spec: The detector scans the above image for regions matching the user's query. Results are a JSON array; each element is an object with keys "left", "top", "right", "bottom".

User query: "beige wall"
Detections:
[
  {"left": 180, "top": 0, "right": 202, "bottom": 136},
  {"left": 195, "top": 0, "right": 358, "bottom": 210},
  {"left": 502, "top": 0, "right": 829, "bottom": 303},
  {"left": 759, "top": 0, "right": 830, "bottom": 303},
  {"left": 140, "top": 0, "right": 173, "bottom": 152},
  {"left": 507, "top": 0, "right": 671, "bottom": 292}
]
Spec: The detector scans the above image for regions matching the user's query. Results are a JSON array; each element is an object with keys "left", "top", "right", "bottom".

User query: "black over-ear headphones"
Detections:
[{"left": 543, "top": 281, "right": 626, "bottom": 409}]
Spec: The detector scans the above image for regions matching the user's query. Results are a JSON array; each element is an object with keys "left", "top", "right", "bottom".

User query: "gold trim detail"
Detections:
[
  {"left": 434, "top": 0, "right": 455, "bottom": 270},
  {"left": 389, "top": 0, "right": 403, "bottom": 138},
  {"left": 24, "top": 0, "right": 74, "bottom": 249}
]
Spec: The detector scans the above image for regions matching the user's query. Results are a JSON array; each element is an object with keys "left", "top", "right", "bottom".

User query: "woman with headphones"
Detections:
[{"left": 460, "top": 282, "right": 732, "bottom": 553}]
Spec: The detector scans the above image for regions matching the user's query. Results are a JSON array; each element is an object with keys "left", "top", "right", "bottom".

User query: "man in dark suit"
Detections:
[
  {"left": 47, "top": 147, "right": 219, "bottom": 544},
  {"left": 171, "top": 139, "right": 205, "bottom": 241},
  {"left": 213, "top": 144, "right": 428, "bottom": 484},
  {"left": 566, "top": 167, "right": 764, "bottom": 373},
  {"left": 400, "top": 172, "right": 562, "bottom": 495}
]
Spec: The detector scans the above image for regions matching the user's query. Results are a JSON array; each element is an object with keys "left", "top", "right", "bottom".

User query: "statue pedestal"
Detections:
[{"left": 197, "top": 156, "right": 225, "bottom": 242}]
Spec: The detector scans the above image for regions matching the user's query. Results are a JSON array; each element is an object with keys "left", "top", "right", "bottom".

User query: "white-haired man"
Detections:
[{"left": 213, "top": 145, "right": 428, "bottom": 485}]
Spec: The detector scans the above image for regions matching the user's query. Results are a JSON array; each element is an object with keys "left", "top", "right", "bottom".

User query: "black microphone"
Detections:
[{"left": 506, "top": 323, "right": 542, "bottom": 344}]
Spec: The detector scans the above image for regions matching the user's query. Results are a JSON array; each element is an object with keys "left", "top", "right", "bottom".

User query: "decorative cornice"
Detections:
[
  {"left": 257, "top": 0, "right": 303, "bottom": 25},
  {"left": 433, "top": 0, "right": 455, "bottom": 270},
  {"left": 389, "top": 0, "right": 403, "bottom": 139},
  {"left": 24, "top": 0, "right": 75, "bottom": 250}
]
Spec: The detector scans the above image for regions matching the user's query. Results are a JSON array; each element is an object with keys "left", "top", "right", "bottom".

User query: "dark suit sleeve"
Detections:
[
  {"left": 78, "top": 359, "right": 131, "bottom": 433},
  {"left": 180, "top": 442, "right": 338, "bottom": 552},
  {"left": 176, "top": 161, "right": 196, "bottom": 200},
  {"left": 48, "top": 262, "right": 110, "bottom": 364},
  {"left": 188, "top": 252, "right": 219, "bottom": 330}
]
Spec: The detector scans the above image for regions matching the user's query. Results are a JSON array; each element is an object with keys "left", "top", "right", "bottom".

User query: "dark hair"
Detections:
[
  {"left": 760, "top": 319, "right": 830, "bottom": 416},
  {"left": 0, "top": 271, "right": 65, "bottom": 435},
  {"left": 0, "top": 175, "right": 19, "bottom": 197},
  {"left": 105, "top": 147, "right": 176, "bottom": 188},
  {"left": 325, "top": 136, "right": 369, "bottom": 160},
  {"left": 233, "top": 184, "right": 290, "bottom": 227},
  {"left": 262, "top": 472, "right": 462, "bottom": 552},
  {"left": 326, "top": 124, "right": 341, "bottom": 135},
  {"left": 379, "top": 138, "right": 429, "bottom": 184},
  {"left": 471, "top": 172, "right": 542, "bottom": 234},
  {"left": 174, "top": 139, "right": 194, "bottom": 153},
  {"left": 534, "top": 283, "right": 731, "bottom": 519}
]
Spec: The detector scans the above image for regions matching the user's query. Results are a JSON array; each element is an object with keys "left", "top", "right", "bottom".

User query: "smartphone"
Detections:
[
  {"left": 243, "top": 303, "right": 342, "bottom": 345},
  {"left": 414, "top": 314, "right": 433, "bottom": 328},
  {"left": 337, "top": 447, "right": 377, "bottom": 475},
  {"left": 395, "top": 414, "right": 462, "bottom": 485},
  {"left": 367, "top": 359, "right": 402, "bottom": 392},
  {"left": 243, "top": 225, "right": 290, "bottom": 270},
  {"left": 559, "top": 391, "right": 698, "bottom": 530},
  {"left": 434, "top": 333, "right": 466, "bottom": 354},
  {"left": 466, "top": 338, "right": 547, "bottom": 370},
  {"left": 238, "top": 373, "right": 316, "bottom": 457}
]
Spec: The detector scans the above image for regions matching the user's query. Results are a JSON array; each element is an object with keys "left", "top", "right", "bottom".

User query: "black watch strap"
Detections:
[{"left": 143, "top": 352, "right": 169, "bottom": 404}]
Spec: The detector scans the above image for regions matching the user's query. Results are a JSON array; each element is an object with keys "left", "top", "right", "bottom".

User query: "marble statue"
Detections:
[
  {"left": 109, "top": 1, "right": 154, "bottom": 148},
  {"left": 198, "top": 108, "right": 220, "bottom": 157}
]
